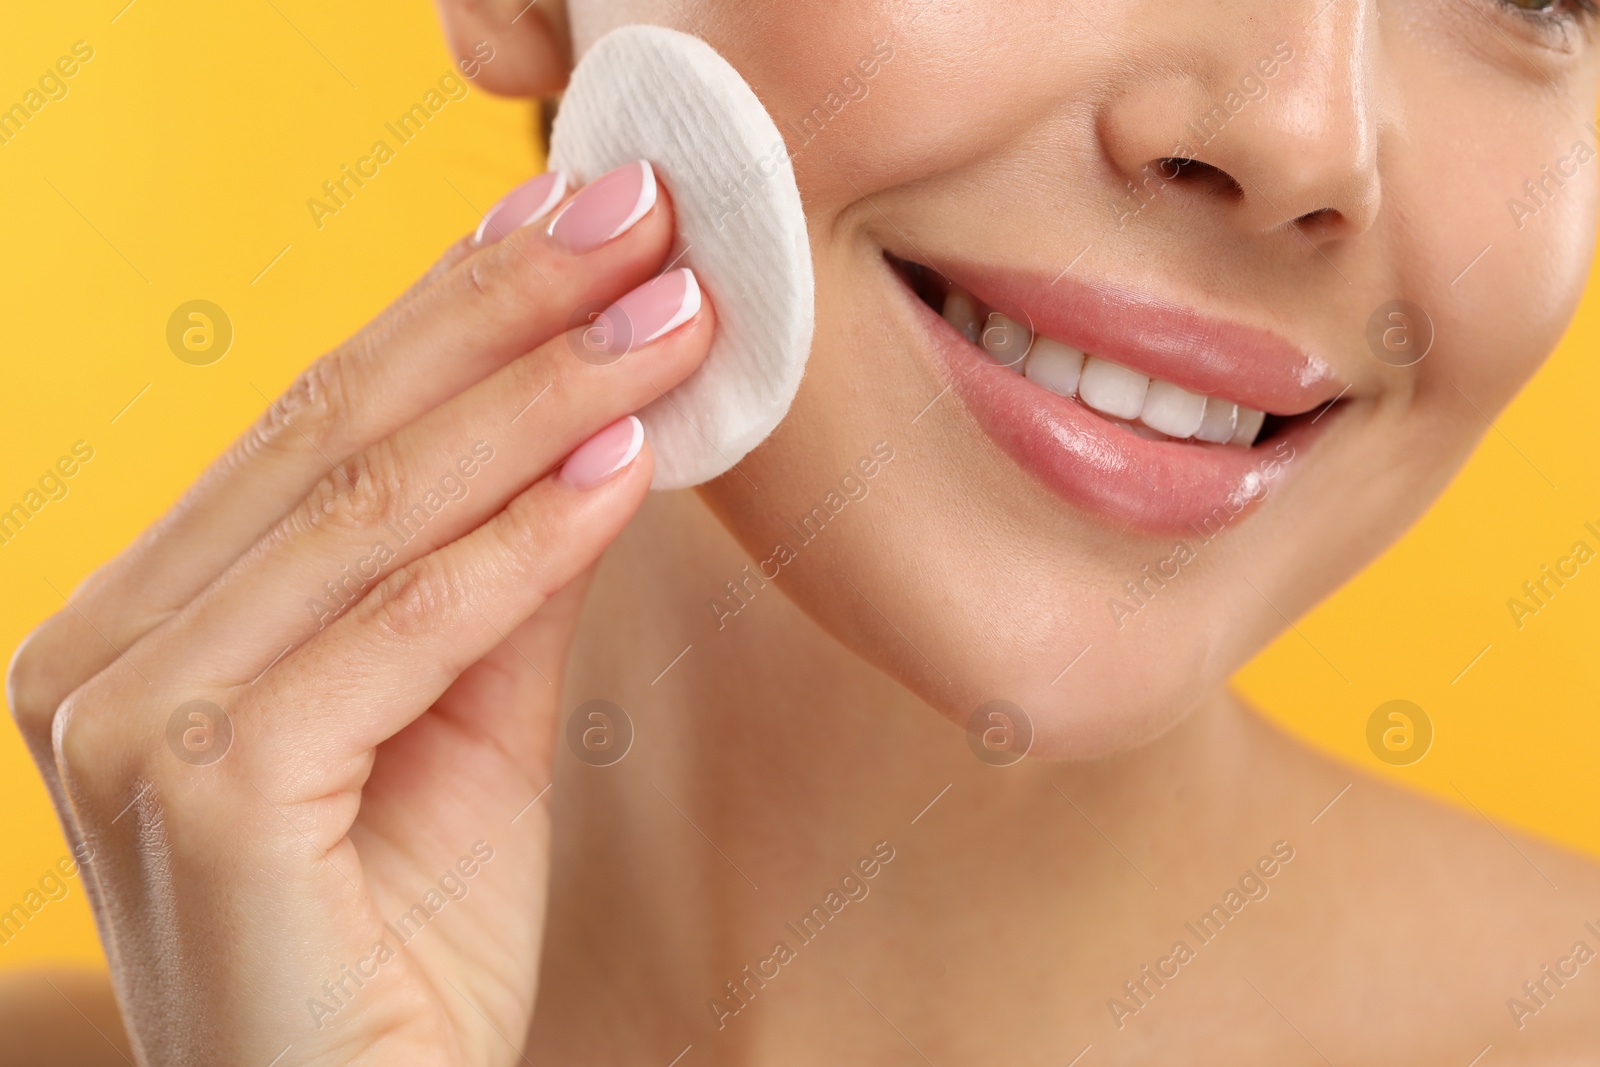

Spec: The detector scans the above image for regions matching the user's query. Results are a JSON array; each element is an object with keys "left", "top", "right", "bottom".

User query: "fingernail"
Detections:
[
  {"left": 547, "top": 160, "right": 657, "bottom": 254},
  {"left": 559, "top": 416, "right": 645, "bottom": 489},
  {"left": 476, "top": 171, "right": 568, "bottom": 246},
  {"left": 586, "top": 268, "right": 702, "bottom": 358}
]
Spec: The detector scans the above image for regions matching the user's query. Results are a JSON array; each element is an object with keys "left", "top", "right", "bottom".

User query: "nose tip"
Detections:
[
  {"left": 1098, "top": 12, "right": 1381, "bottom": 245},
  {"left": 1225, "top": 106, "right": 1382, "bottom": 239}
]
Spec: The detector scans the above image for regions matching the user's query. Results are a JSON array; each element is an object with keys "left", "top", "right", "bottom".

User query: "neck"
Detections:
[{"left": 539, "top": 490, "right": 1309, "bottom": 1062}]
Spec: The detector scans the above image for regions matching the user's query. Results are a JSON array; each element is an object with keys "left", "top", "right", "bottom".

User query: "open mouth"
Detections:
[
  {"left": 885, "top": 252, "right": 1350, "bottom": 531},
  {"left": 889, "top": 254, "right": 1329, "bottom": 448}
]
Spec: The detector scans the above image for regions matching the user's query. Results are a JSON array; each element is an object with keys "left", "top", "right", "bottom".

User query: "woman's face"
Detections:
[{"left": 572, "top": 0, "right": 1600, "bottom": 756}]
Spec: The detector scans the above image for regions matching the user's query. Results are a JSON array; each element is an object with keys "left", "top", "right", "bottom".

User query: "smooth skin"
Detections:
[{"left": 10, "top": 0, "right": 1600, "bottom": 1063}]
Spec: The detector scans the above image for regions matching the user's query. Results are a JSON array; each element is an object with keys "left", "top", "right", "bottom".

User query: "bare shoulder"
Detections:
[{"left": 1241, "top": 708, "right": 1600, "bottom": 1059}]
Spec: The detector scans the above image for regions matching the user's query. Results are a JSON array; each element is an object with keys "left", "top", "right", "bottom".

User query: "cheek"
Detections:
[
  {"left": 700, "top": 237, "right": 927, "bottom": 561},
  {"left": 1392, "top": 84, "right": 1598, "bottom": 409},
  {"left": 698, "top": 0, "right": 1049, "bottom": 212}
]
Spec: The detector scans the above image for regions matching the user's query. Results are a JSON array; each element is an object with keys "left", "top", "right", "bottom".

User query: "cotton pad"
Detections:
[{"left": 549, "top": 25, "right": 814, "bottom": 489}]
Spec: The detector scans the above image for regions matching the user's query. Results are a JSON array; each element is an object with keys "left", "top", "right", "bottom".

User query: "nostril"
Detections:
[
  {"left": 1156, "top": 157, "right": 1244, "bottom": 199},
  {"left": 1293, "top": 207, "right": 1340, "bottom": 229}
]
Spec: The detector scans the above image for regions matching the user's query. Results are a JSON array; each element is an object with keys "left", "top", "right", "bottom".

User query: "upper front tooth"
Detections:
[
  {"left": 1023, "top": 337, "right": 1085, "bottom": 398},
  {"left": 942, "top": 290, "right": 982, "bottom": 344},
  {"left": 1078, "top": 356, "right": 1149, "bottom": 421},
  {"left": 1194, "top": 398, "right": 1239, "bottom": 444},
  {"left": 1140, "top": 380, "right": 1207, "bottom": 439},
  {"left": 981, "top": 312, "right": 1031, "bottom": 372},
  {"left": 1230, "top": 406, "right": 1266, "bottom": 446}
]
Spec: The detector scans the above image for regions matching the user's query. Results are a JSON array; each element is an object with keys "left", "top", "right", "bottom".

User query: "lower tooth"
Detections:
[
  {"left": 1230, "top": 407, "right": 1266, "bottom": 446},
  {"left": 942, "top": 290, "right": 982, "bottom": 344}
]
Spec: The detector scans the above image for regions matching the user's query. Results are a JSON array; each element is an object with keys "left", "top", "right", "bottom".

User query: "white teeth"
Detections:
[
  {"left": 1194, "top": 398, "right": 1239, "bottom": 444},
  {"left": 1125, "top": 421, "right": 1171, "bottom": 442},
  {"left": 1023, "top": 337, "right": 1085, "bottom": 398},
  {"left": 1078, "top": 356, "right": 1149, "bottom": 421},
  {"left": 936, "top": 285, "right": 1267, "bottom": 447},
  {"left": 1140, "top": 380, "right": 1207, "bottom": 439},
  {"left": 943, "top": 290, "right": 982, "bottom": 345},
  {"left": 981, "top": 312, "right": 1031, "bottom": 372},
  {"left": 1230, "top": 406, "right": 1266, "bottom": 446}
]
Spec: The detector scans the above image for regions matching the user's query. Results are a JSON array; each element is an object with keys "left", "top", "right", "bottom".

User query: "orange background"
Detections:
[{"left": 1, "top": 0, "right": 1596, "bottom": 972}]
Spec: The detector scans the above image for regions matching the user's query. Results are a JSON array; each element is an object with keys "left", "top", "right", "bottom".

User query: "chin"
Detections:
[{"left": 938, "top": 626, "right": 1227, "bottom": 763}]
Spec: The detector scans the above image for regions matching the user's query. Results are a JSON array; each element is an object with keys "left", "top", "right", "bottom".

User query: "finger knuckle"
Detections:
[
  {"left": 362, "top": 556, "right": 466, "bottom": 642},
  {"left": 492, "top": 489, "right": 555, "bottom": 565},
  {"left": 51, "top": 686, "right": 118, "bottom": 788},
  {"left": 299, "top": 440, "right": 409, "bottom": 535},
  {"left": 466, "top": 254, "right": 506, "bottom": 306},
  {"left": 466, "top": 237, "right": 549, "bottom": 310},
  {"left": 254, "top": 351, "right": 359, "bottom": 459},
  {"left": 8, "top": 617, "right": 73, "bottom": 740}
]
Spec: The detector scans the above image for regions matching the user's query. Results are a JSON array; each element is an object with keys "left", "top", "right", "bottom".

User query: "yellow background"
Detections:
[{"left": 0, "top": 1, "right": 1596, "bottom": 971}]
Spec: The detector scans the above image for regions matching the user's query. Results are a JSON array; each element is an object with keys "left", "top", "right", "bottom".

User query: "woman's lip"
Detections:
[
  {"left": 914, "top": 258, "right": 1346, "bottom": 417},
  {"left": 897, "top": 271, "right": 1339, "bottom": 533}
]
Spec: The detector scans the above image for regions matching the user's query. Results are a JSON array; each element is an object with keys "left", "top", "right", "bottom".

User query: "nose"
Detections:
[{"left": 1099, "top": 2, "right": 1382, "bottom": 243}]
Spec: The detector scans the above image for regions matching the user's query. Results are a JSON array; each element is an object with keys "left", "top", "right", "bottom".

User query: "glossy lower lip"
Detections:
[
  {"left": 895, "top": 268, "right": 1340, "bottom": 533},
  {"left": 925, "top": 259, "right": 1345, "bottom": 417}
]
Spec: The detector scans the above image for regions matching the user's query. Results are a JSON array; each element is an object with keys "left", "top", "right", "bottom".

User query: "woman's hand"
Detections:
[{"left": 7, "top": 161, "right": 710, "bottom": 1066}]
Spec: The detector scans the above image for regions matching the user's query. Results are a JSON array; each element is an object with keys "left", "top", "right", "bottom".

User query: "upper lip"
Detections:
[{"left": 916, "top": 258, "right": 1348, "bottom": 418}]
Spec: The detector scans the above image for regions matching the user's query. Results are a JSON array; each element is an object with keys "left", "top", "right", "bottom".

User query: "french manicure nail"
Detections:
[
  {"left": 547, "top": 160, "right": 657, "bottom": 254},
  {"left": 475, "top": 170, "right": 568, "bottom": 245},
  {"left": 559, "top": 416, "right": 645, "bottom": 489},
  {"left": 589, "top": 269, "right": 702, "bottom": 357}
]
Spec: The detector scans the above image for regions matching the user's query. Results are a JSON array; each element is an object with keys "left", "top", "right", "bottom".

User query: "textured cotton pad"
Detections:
[{"left": 550, "top": 25, "right": 814, "bottom": 489}]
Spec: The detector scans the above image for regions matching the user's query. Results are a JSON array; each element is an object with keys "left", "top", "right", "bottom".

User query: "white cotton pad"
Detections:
[{"left": 549, "top": 24, "right": 815, "bottom": 489}]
